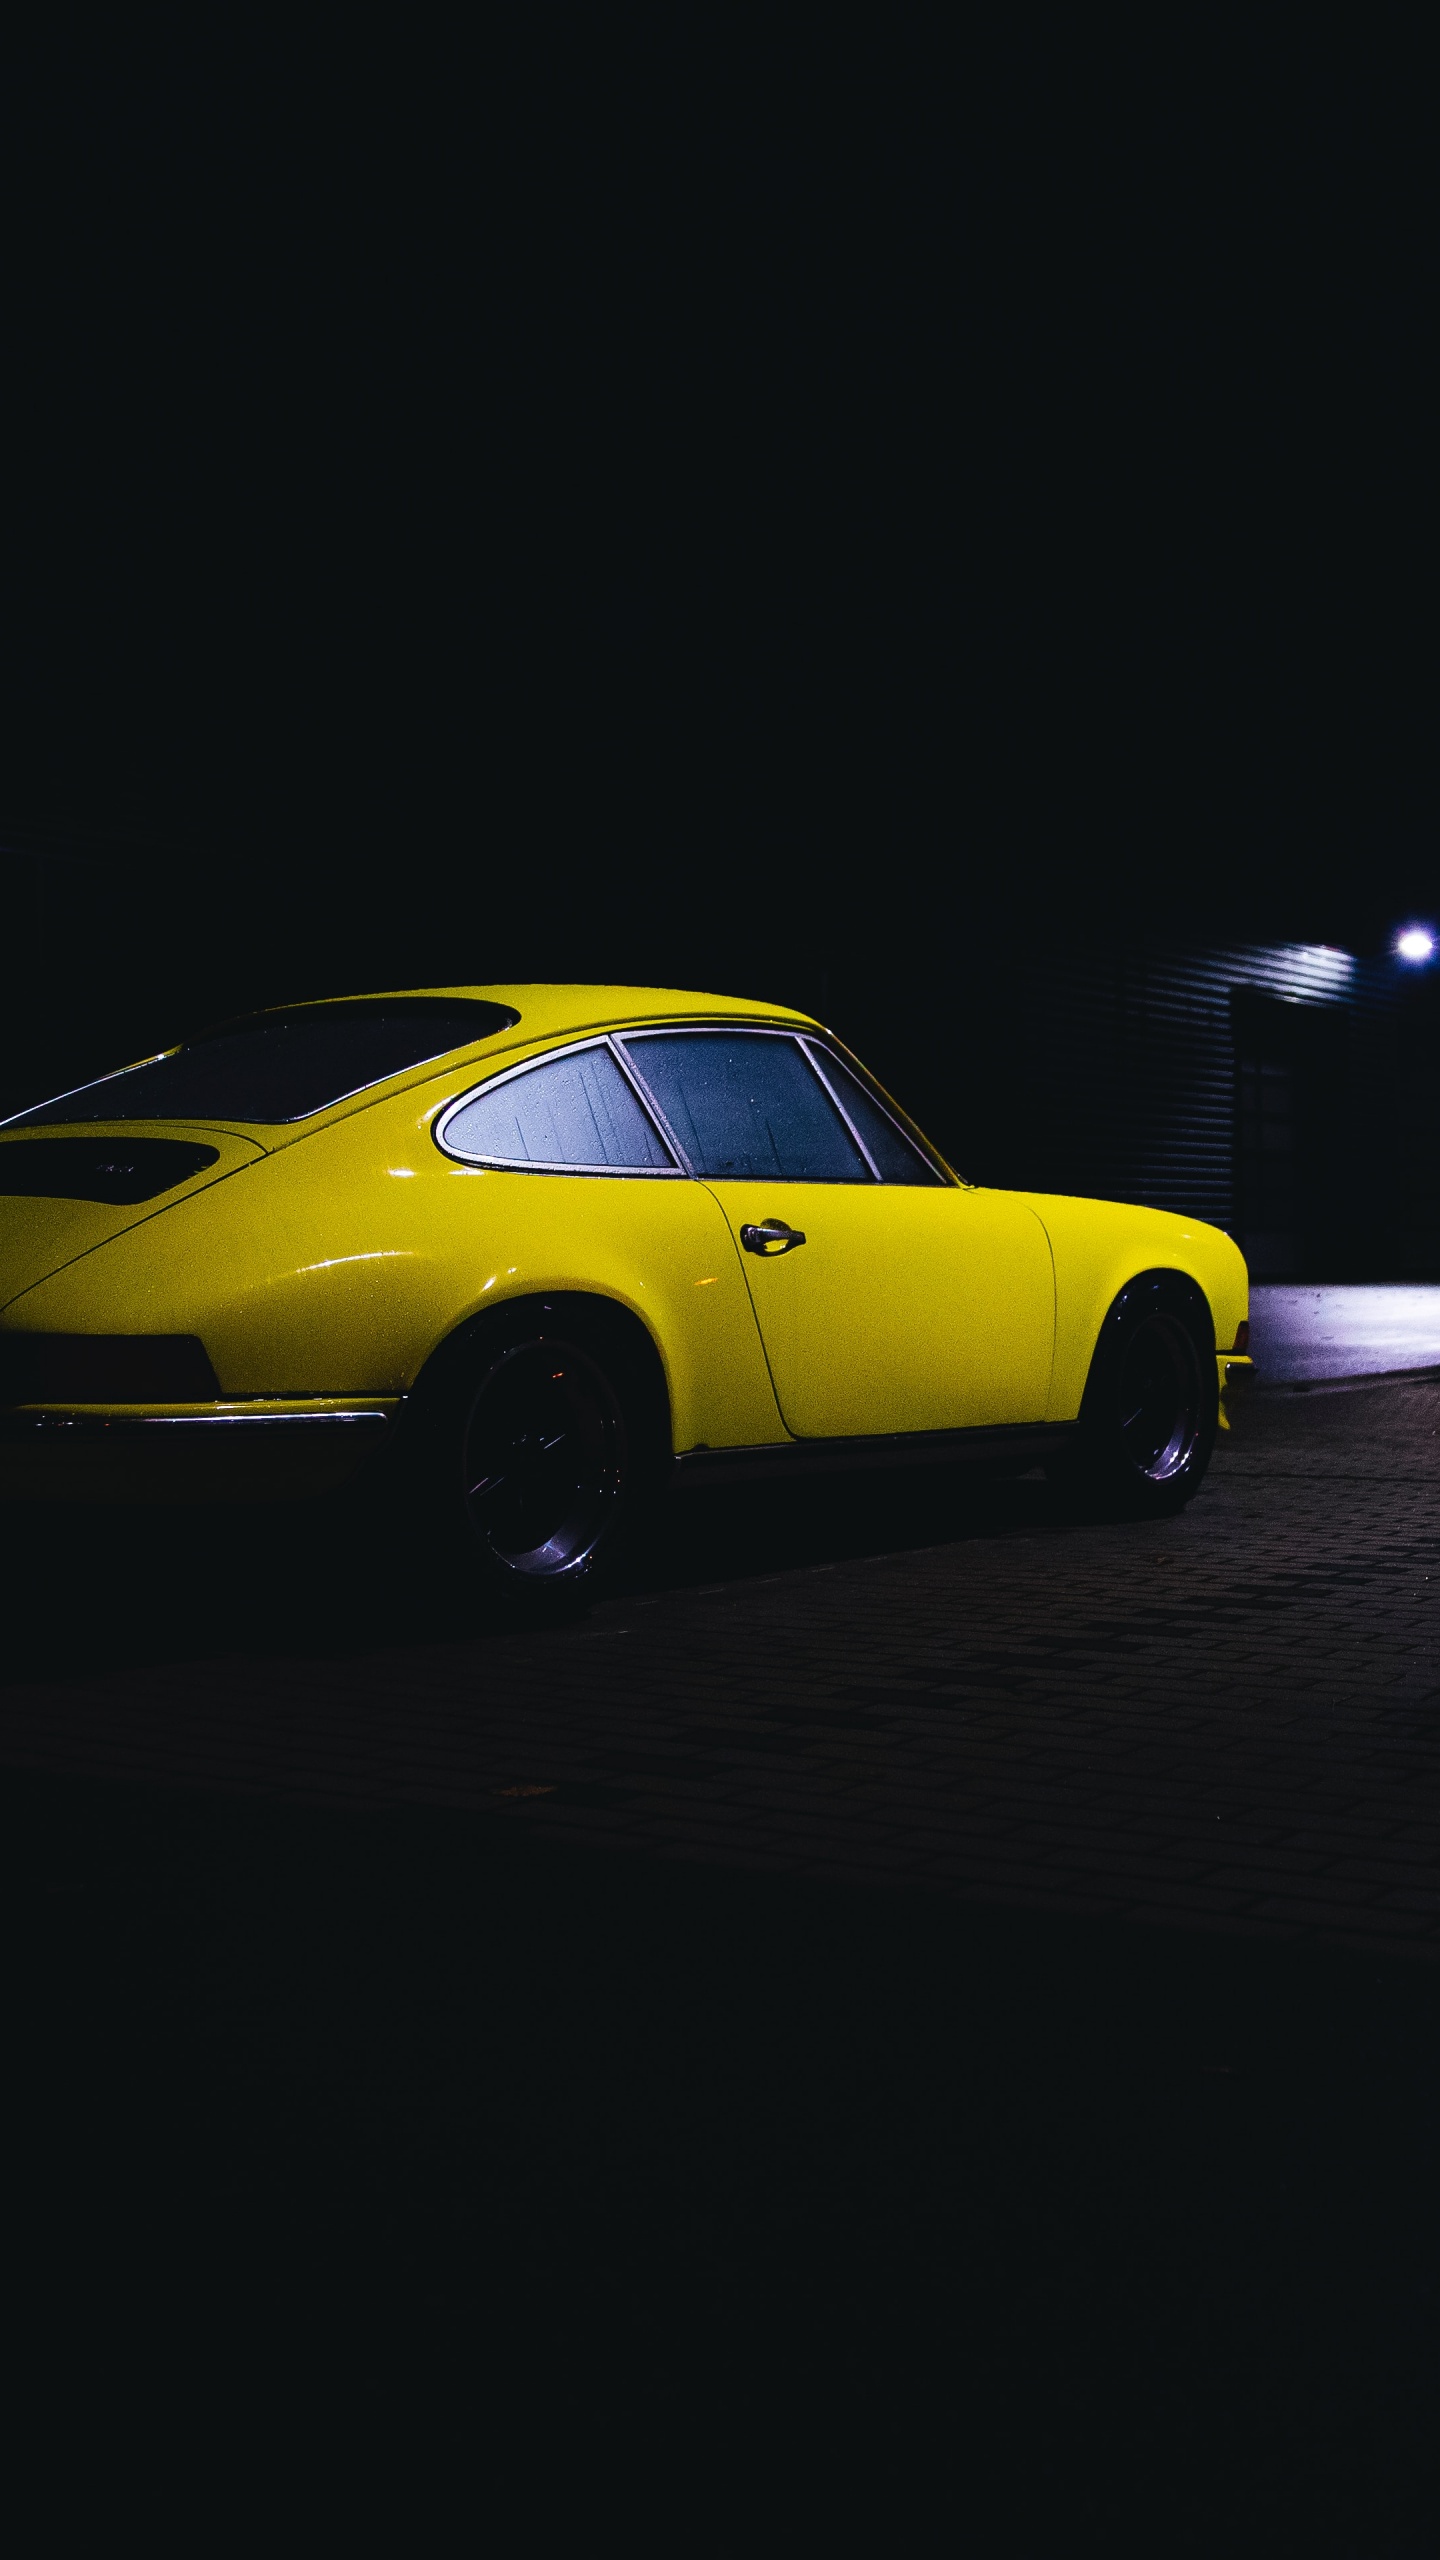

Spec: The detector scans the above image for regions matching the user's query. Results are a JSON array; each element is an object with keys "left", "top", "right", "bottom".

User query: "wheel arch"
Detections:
[
  {"left": 1077, "top": 1266, "right": 1217, "bottom": 1424},
  {"left": 1033, "top": 1191, "right": 1241, "bottom": 1421},
  {"left": 404, "top": 1287, "right": 675, "bottom": 1461}
]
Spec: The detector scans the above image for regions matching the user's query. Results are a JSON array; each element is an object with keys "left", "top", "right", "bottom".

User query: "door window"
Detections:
[
  {"left": 439, "top": 1043, "right": 675, "bottom": 1171},
  {"left": 622, "top": 1032, "right": 872, "bottom": 1181},
  {"left": 805, "top": 1047, "right": 946, "bottom": 1185}
]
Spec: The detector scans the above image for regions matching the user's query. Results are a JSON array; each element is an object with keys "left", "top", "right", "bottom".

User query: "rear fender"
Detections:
[{"left": 2, "top": 1123, "right": 785, "bottom": 1455}]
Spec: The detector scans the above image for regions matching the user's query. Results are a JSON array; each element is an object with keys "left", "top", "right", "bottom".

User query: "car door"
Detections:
[{"left": 618, "top": 1028, "right": 1055, "bottom": 1439}]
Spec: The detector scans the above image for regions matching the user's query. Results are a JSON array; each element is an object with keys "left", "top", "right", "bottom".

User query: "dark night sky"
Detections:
[{"left": 3, "top": 18, "right": 1436, "bottom": 986}]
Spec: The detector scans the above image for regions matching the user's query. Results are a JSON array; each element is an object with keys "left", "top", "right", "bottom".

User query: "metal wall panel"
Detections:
[{"left": 834, "top": 938, "right": 1433, "bottom": 1280}]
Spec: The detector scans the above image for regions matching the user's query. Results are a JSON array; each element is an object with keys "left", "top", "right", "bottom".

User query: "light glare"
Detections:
[{"left": 1396, "top": 928, "right": 1436, "bottom": 963}]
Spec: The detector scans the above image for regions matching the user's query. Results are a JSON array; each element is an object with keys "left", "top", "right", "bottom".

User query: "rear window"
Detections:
[{"left": 6, "top": 999, "right": 520, "bottom": 1128}]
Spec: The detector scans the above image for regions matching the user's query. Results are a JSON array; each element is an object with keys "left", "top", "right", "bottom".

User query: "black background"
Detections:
[
  {"left": 4, "top": 18, "right": 1436, "bottom": 1037},
  {"left": 5, "top": 32, "right": 1440, "bottom": 2540}
]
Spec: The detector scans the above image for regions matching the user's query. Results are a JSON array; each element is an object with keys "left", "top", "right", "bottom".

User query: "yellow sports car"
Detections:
[{"left": 0, "top": 984, "right": 1249, "bottom": 1595}]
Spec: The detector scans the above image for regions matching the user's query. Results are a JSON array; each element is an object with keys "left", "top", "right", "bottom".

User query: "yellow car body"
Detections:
[{"left": 0, "top": 984, "right": 1249, "bottom": 1515}]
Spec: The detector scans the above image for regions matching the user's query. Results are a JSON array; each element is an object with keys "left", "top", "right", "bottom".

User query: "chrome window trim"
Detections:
[
  {"left": 616, "top": 1021, "right": 954, "bottom": 1186},
  {"left": 798, "top": 1036, "right": 953, "bottom": 1185},
  {"left": 602, "top": 1033, "right": 697, "bottom": 1173},
  {"left": 616, "top": 1023, "right": 880, "bottom": 1184},
  {"left": 435, "top": 1016, "right": 955, "bottom": 1186},
  {"left": 433, "top": 1035, "right": 684, "bottom": 1176},
  {"left": 796, "top": 1038, "right": 882, "bottom": 1178},
  {"left": 0, "top": 1049, "right": 181, "bottom": 1131}
]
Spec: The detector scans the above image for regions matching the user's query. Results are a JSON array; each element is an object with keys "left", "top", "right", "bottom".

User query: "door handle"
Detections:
[{"left": 740, "top": 1220, "right": 807, "bottom": 1256}]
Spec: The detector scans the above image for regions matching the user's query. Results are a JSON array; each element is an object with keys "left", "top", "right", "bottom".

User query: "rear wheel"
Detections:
[
  {"left": 413, "top": 1303, "right": 666, "bottom": 1614},
  {"left": 1060, "top": 1272, "right": 1217, "bottom": 1517},
  {"left": 461, "top": 1336, "right": 625, "bottom": 1584}
]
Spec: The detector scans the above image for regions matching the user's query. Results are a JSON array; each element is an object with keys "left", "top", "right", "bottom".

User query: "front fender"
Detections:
[{"left": 1017, "top": 1192, "right": 1249, "bottom": 1420}]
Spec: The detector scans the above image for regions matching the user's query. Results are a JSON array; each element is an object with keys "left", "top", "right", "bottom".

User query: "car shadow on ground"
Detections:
[{"left": 0, "top": 1452, "right": 1143, "bottom": 1684}]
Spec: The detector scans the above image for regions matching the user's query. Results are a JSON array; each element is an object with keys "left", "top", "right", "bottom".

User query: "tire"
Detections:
[
  {"left": 1060, "top": 1271, "right": 1217, "bottom": 1518},
  {"left": 405, "top": 1301, "right": 668, "bottom": 1615}
]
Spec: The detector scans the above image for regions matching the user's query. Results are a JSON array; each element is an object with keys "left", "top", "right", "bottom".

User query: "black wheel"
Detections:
[
  {"left": 460, "top": 1335, "right": 625, "bottom": 1585},
  {"left": 401, "top": 1301, "right": 668, "bottom": 1614},
  {"left": 1061, "top": 1272, "right": 1217, "bottom": 1517}
]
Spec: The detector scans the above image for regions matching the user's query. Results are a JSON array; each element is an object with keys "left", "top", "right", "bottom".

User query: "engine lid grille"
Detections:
[
  {"left": 0, "top": 1332, "right": 221, "bottom": 1404},
  {"left": 0, "top": 1137, "right": 221, "bottom": 1204}
]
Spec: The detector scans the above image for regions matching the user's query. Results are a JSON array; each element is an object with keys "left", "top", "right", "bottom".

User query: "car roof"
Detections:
[
  {"left": 1, "top": 986, "right": 825, "bottom": 1148},
  {"left": 283, "top": 984, "right": 815, "bottom": 1039}
]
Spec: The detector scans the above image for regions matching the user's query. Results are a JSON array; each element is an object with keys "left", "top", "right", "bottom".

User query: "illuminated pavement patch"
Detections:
[{"left": 1251, "top": 1281, "right": 1440, "bottom": 1382}]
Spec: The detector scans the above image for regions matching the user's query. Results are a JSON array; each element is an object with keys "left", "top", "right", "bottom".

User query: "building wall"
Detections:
[{"left": 834, "top": 938, "right": 1433, "bottom": 1280}]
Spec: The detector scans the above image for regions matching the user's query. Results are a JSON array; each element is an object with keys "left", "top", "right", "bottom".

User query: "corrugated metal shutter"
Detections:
[{"left": 832, "top": 939, "right": 1426, "bottom": 1280}]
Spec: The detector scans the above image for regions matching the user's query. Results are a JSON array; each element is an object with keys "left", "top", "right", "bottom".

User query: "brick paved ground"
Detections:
[
  {"left": 4, "top": 1388, "right": 1440, "bottom": 2550},
  {"left": 3, "top": 1379, "right": 1439, "bottom": 1960}
]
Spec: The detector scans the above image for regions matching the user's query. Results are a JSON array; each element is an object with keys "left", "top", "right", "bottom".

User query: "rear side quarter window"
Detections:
[{"left": 437, "top": 1042, "right": 676, "bottom": 1172}]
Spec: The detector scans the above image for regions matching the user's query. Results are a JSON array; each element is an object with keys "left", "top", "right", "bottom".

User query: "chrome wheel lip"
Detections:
[
  {"left": 1116, "top": 1312, "right": 1203, "bottom": 1483},
  {"left": 459, "top": 1337, "right": 623, "bottom": 1582}
]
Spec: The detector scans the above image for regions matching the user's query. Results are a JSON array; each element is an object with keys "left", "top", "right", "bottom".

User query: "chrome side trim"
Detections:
[
  {"left": 433, "top": 1035, "right": 684, "bottom": 1175},
  {"left": 0, "top": 1409, "right": 393, "bottom": 1440},
  {"left": 672, "top": 1421, "right": 1078, "bottom": 1486},
  {"left": 140, "top": 1411, "right": 392, "bottom": 1429}
]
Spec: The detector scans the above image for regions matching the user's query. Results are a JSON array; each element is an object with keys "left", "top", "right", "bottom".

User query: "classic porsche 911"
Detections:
[{"left": 0, "top": 985, "right": 1250, "bottom": 1597}]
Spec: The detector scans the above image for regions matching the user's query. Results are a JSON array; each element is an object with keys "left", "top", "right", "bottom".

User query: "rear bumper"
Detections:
[{"left": 0, "top": 1401, "right": 397, "bottom": 1503}]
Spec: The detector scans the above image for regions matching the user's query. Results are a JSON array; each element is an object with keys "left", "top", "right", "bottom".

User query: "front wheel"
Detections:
[{"left": 1058, "top": 1273, "right": 1217, "bottom": 1518}]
